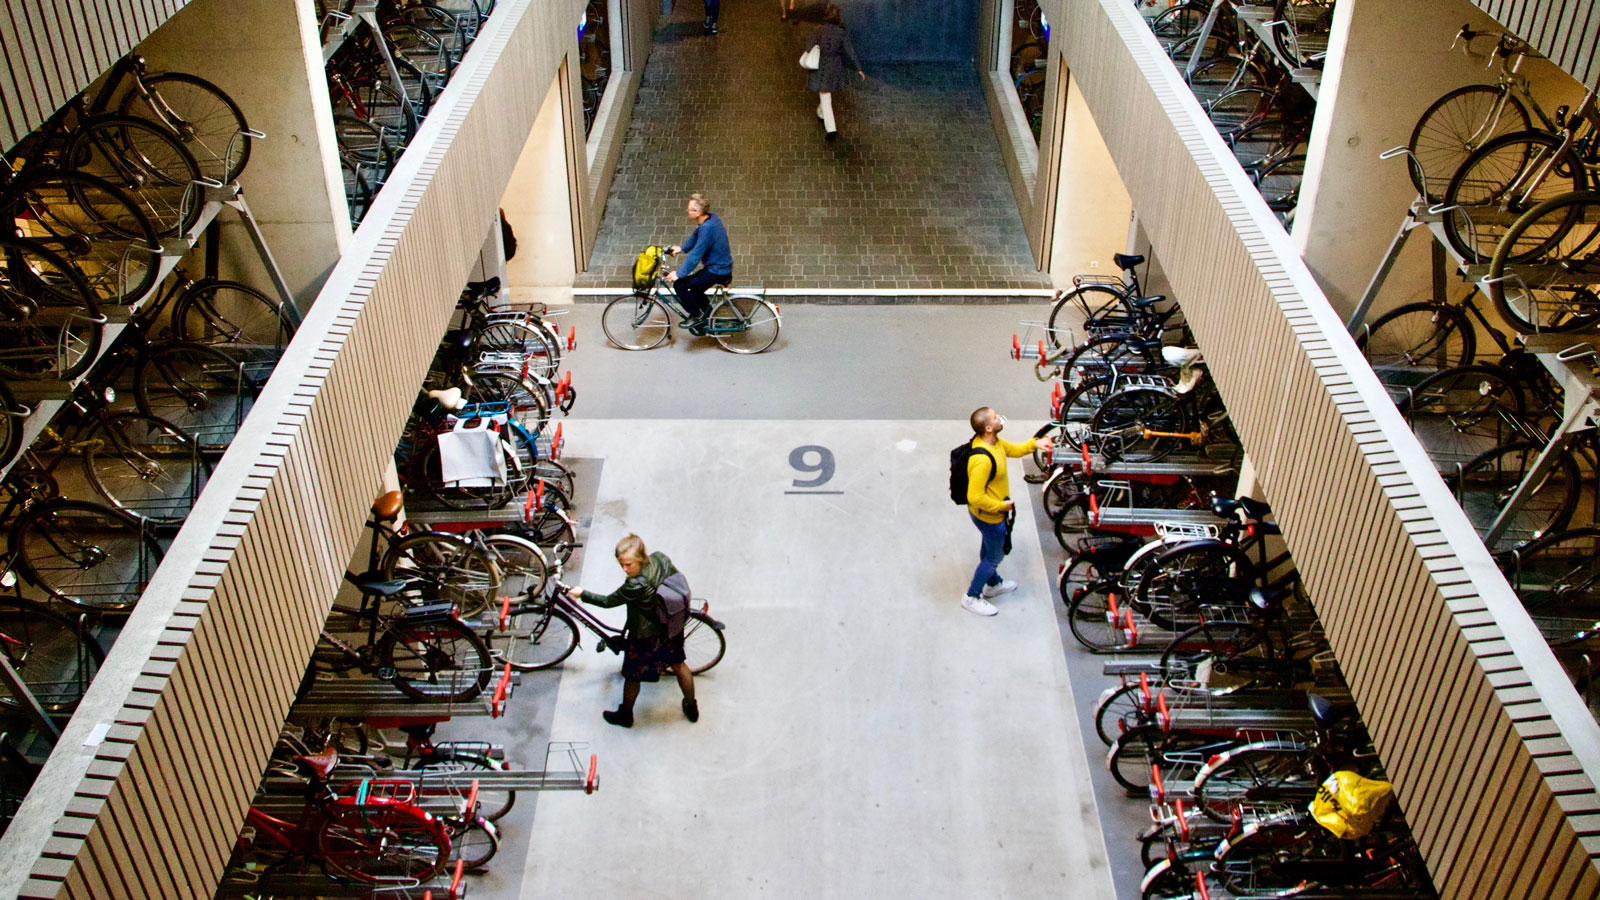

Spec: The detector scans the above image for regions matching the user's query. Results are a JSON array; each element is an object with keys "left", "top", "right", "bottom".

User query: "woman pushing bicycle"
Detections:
[{"left": 568, "top": 533, "right": 699, "bottom": 727}]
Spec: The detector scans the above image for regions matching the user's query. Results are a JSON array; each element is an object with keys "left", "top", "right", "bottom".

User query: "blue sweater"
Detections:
[{"left": 679, "top": 213, "right": 733, "bottom": 276}]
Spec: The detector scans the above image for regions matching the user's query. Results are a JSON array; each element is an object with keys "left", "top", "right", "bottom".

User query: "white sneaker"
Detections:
[
  {"left": 961, "top": 595, "right": 998, "bottom": 616},
  {"left": 982, "top": 580, "right": 1018, "bottom": 599}
]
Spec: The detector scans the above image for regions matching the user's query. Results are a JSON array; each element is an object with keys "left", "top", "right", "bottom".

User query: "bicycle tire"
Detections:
[
  {"left": 333, "top": 112, "right": 399, "bottom": 167},
  {"left": 0, "top": 380, "right": 21, "bottom": 468},
  {"left": 1041, "top": 466, "right": 1087, "bottom": 524},
  {"left": 710, "top": 296, "right": 780, "bottom": 353},
  {"left": 1046, "top": 284, "right": 1131, "bottom": 350},
  {"left": 489, "top": 603, "right": 579, "bottom": 671},
  {"left": 1446, "top": 439, "right": 1581, "bottom": 550},
  {"left": 602, "top": 294, "right": 670, "bottom": 349},
  {"left": 1089, "top": 386, "right": 1188, "bottom": 463},
  {"left": 1150, "top": 2, "right": 1206, "bottom": 47},
  {"left": 1186, "top": 54, "right": 1264, "bottom": 107},
  {"left": 1357, "top": 300, "right": 1476, "bottom": 374},
  {"left": 1440, "top": 130, "right": 1585, "bottom": 264},
  {"left": 1106, "top": 725, "right": 1166, "bottom": 793},
  {"left": 1270, "top": 0, "right": 1333, "bottom": 69},
  {"left": 1395, "top": 363, "right": 1524, "bottom": 471},
  {"left": 134, "top": 341, "right": 259, "bottom": 450},
  {"left": 9, "top": 499, "right": 163, "bottom": 613},
  {"left": 422, "top": 438, "right": 519, "bottom": 511},
  {"left": 684, "top": 610, "right": 726, "bottom": 674},
  {"left": 0, "top": 237, "right": 104, "bottom": 382},
  {"left": 64, "top": 115, "right": 203, "bottom": 237},
  {"left": 1498, "top": 526, "right": 1600, "bottom": 612},
  {"left": 1213, "top": 820, "right": 1323, "bottom": 895},
  {"left": 1407, "top": 84, "right": 1530, "bottom": 203},
  {"left": 1066, "top": 581, "right": 1131, "bottom": 653},
  {"left": 1254, "top": 153, "right": 1305, "bottom": 217},
  {"left": 120, "top": 72, "right": 253, "bottom": 183},
  {"left": 338, "top": 75, "right": 419, "bottom": 142},
  {"left": 318, "top": 802, "right": 450, "bottom": 882},
  {"left": 380, "top": 530, "right": 502, "bottom": 620},
  {"left": 81, "top": 411, "right": 208, "bottom": 526},
  {"left": 481, "top": 532, "right": 550, "bottom": 598},
  {"left": 379, "top": 616, "right": 493, "bottom": 702},
  {"left": 1194, "top": 744, "right": 1316, "bottom": 823},
  {"left": 452, "top": 816, "right": 499, "bottom": 869},
  {"left": 1159, "top": 620, "right": 1265, "bottom": 685},
  {"left": 1093, "top": 681, "right": 1147, "bottom": 746},
  {"left": 1228, "top": 118, "right": 1301, "bottom": 170},
  {"left": 1207, "top": 87, "right": 1274, "bottom": 138},
  {"left": 476, "top": 319, "right": 560, "bottom": 378},
  {"left": 173, "top": 278, "right": 295, "bottom": 350},
  {"left": 1485, "top": 189, "right": 1600, "bottom": 334},
  {"left": 1136, "top": 541, "right": 1255, "bottom": 628},
  {"left": 414, "top": 750, "right": 515, "bottom": 821},
  {"left": 0, "top": 600, "right": 105, "bottom": 712},
  {"left": 2, "top": 168, "right": 161, "bottom": 306}
]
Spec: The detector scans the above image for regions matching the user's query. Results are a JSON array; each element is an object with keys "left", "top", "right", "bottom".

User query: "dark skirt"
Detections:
[{"left": 620, "top": 634, "right": 687, "bottom": 681}]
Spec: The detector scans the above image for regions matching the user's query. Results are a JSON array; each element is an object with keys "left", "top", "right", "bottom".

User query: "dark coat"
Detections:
[
  {"left": 580, "top": 551, "right": 678, "bottom": 642},
  {"left": 806, "top": 23, "right": 862, "bottom": 93}
]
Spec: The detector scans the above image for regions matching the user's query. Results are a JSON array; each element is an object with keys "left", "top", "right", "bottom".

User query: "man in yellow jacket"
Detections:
[{"left": 964, "top": 407, "right": 1052, "bottom": 616}]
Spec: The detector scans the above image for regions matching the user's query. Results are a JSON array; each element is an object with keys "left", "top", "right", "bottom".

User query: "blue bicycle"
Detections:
[{"left": 601, "top": 246, "right": 781, "bottom": 353}]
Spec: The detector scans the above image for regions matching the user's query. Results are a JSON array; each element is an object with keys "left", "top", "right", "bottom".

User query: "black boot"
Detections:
[
  {"left": 602, "top": 707, "right": 634, "bottom": 727},
  {"left": 703, "top": 17, "right": 712, "bottom": 33},
  {"left": 682, "top": 698, "right": 699, "bottom": 722}
]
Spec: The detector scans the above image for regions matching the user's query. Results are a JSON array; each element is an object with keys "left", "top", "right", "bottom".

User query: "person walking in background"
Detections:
[
  {"left": 960, "top": 407, "right": 1050, "bottom": 616},
  {"left": 806, "top": 4, "right": 865, "bottom": 141},
  {"left": 666, "top": 193, "right": 732, "bottom": 335},
  {"left": 704, "top": 0, "right": 720, "bottom": 34}
]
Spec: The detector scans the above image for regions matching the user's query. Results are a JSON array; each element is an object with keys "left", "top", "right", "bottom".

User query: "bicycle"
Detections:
[
  {"left": 1088, "top": 348, "right": 1238, "bottom": 464},
  {"left": 361, "top": 490, "right": 503, "bottom": 619},
  {"left": 602, "top": 247, "right": 781, "bottom": 353},
  {"left": 0, "top": 598, "right": 104, "bottom": 713},
  {"left": 1483, "top": 188, "right": 1600, "bottom": 334},
  {"left": 489, "top": 575, "right": 727, "bottom": 674},
  {"left": 1407, "top": 26, "right": 1556, "bottom": 203},
  {"left": 235, "top": 746, "right": 451, "bottom": 883},
  {"left": 311, "top": 570, "right": 493, "bottom": 702}
]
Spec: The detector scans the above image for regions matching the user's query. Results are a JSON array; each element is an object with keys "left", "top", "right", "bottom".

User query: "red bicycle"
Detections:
[{"left": 236, "top": 746, "right": 451, "bottom": 883}]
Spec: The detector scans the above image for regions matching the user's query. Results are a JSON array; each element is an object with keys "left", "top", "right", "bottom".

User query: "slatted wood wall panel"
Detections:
[
  {"left": 1055, "top": 0, "right": 1600, "bottom": 896},
  {"left": 1473, "top": 0, "right": 1600, "bottom": 88},
  {"left": 0, "top": 0, "right": 193, "bottom": 150},
  {"left": 0, "top": 1, "right": 581, "bottom": 896}
]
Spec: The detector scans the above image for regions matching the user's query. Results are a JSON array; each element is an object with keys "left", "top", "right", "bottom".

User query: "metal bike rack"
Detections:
[
  {"left": 1346, "top": 180, "right": 1600, "bottom": 549},
  {"left": 290, "top": 667, "right": 518, "bottom": 722},
  {"left": 321, "top": 0, "right": 412, "bottom": 106},
  {"left": 1181, "top": 0, "right": 1322, "bottom": 99}
]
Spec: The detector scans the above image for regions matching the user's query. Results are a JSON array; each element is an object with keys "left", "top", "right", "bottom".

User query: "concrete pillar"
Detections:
[
  {"left": 135, "top": 0, "right": 349, "bottom": 307},
  {"left": 502, "top": 68, "right": 579, "bottom": 305},
  {"left": 1047, "top": 71, "right": 1134, "bottom": 288},
  {"left": 1293, "top": 0, "right": 1586, "bottom": 322}
]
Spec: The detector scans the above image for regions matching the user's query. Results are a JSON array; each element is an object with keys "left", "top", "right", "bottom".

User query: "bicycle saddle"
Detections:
[
  {"left": 1161, "top": 346, "right": 1203, "bottom": 367},
  {"left": 296, "top": 747, "right": 339, "bottom": 779},
  {"left": 1113, "top": 253, "right": 1145, "bottom": 271},
  {"left": 427, "top": 387, "right": 465, "bottom": 411},
  {"left": 1212, "top": 496, "right": 1273, "bottom": 521},
  {"left": 1237, "top": 496, "right": 1273, "bottom": 520},
  {"left": 464, "top": 277, "right": 500, "bottom": 298},
  {"left": 1129, "top": 294, "right": 1166, "bottom": 309},
  {"left": 1308, "top": 693, "right": 1356, "bottom": 727},
  {"left": 346, "top": 571, "right": 413, "bottom": 597},
  {"left": 1249, "top": 587, "right": 1293, "bottom": 610},
  {"left": 371, "top": 491, "right": 404, "bottom": 523}
]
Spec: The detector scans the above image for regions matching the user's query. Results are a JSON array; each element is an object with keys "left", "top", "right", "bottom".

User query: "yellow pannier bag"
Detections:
[
  {"left": 1311, "top": 770, "right": 1393, "bottom": 840},
  {"left": 633, "top": 246, "right": 662, "bottom": 293}
]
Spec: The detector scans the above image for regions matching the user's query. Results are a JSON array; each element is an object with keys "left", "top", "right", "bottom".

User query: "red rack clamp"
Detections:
[
  {"left": 552, "top": 422, "right": 564, "bottom": 458},
  {"left": 1081, "top": 442, "right": 1092, "bottom": 475},
  {"left": 1089, "top": 492, "right": 1101, "bottom": 527},
  {"left": 499, "top": 596, "right": 512, "bottom": 632},
  {"left": 568, "top": 325, "right": 577, "bottom": 350},
  {"left": 585, "top": 753, "right": 599, "bottom": 794},
  {"left": 1011, "top": 334, "right": 1021, "bottom": 360},
  {"left": 452, "top": 860, "right": 466, "bottom": 894},
  {"left": 1196, "top": 872, "right": 1210, "bottom": 900},
  {"left": 463, "top": 779, "right": 480, "bottom": 818},
  {"left": 1174, "top": 798, "right": 1189, "bottom": 841},
  {"left": 523, "top": 489, "right": 536, "bottom": 523},
  {"left": 1151, "top": 764, "right": 1166, "bottom": 803},
  {"left": 1122, "top": 608, "right": 1138, "bottom": 647},
  {"left": 491, "top": 663, "right": 512, "bottom": 717},
  {"left": 1156, "top": 691, "right": 1171, "bottom": 732}
]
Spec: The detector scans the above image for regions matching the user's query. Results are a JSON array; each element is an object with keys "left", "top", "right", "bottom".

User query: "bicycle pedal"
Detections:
[
  {"left": 376, "top": 667, "right": 397, "bottom": 680},
  {"left": 1024, "top": 472, "right": 1048, "bottom": 484}
]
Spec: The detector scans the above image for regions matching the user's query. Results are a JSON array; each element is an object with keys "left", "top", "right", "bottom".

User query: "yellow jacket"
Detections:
[{"left": 967, "top": 435, "right": 1036, "bottom": 523}]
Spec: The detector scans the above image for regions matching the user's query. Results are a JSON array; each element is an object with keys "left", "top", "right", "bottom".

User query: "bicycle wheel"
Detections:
[
  {"left": 1093, "top": 681, "right": 1147, "bottom": 747},
  {"left": 1499, "top": 527, "right": 1600, "bottom": 612},
  {"left": 121, "top": 72, "right": 252, "bottom": 183},
  {"left": 0, "top": 381, "right": 21, "bottom": 468},
  {"left": 1041, "top": 466, "right": 1087, "bottom": 523},
  {"left": 1090, "top": 387, "right": 1188, "bottom": 463},
  {"left": 1357, "top": 300, "right": 1476, "bottom": 375},
  {"left": 1194, "top": 744, "right": 1317, "bottom": 819},
  {"left": 1254, "top": 153, "right": 1304, "bottom": 219},
  {"left": 413, "top": 749, "right": 515, "bottom": 821},
  {"left": 3, "top": 169, "right": 162, "bottom": 306},
  {"left": 1408, "top": 85, "right": 1530, "bottom": 203},
  {"left": 1485, "top": 190, "right": 1600, "bottom": 334},
  {"left": 602, "top": 294, "right": 670, "bottom": 349},
  {"left": 452, "top": 816, "right": 499, "bottom": 869},
  {"left": 0, "top": 237, "right": 103, "bottom": 382},
  {"left": 1213, "top": 821, "right": 1322, "bottom": 895},
  {"left": 683, "top": 610, "right": 726, "bottom": 674},
  {"left": 65, "top": 115, "right": 202, "bottom": 237},
  {"left": 1395, "top": 363, "right": 1524, "bottom": 471},
  {"left": 1159, "top": 621, "right": 1265, "bottom": 689},
  {"left": 0, "top": 600, "right": 105, "bottom": 712},
  {"left": 1229, "top": 118, "right": 1300, "bottom": 170},
  {"left": 1187, "top": 55, "right": 1263, "bottom": 107},
  {"left": 421, "top": 438, "right": 519, "bottom": 511},
  {"left": 1271, "top": 0, "right": 1333, "bottom": 68},
  {"left": 1207, "top": 87, "right": 1273, "bottom": 138},
  {"left": 1046, "top": 285, "right": 1130, "bottom": 349},
  {"left": 10, "top": 499, "right": 163, "bottom": 613},
  {"left": 710, "top": 296, "right": 780, "bottom": 354},
  {"left": 318, "top": 803, "right": 449, "bottom": 882},
  {"left": 476, "top": 319, "right": 559, "bottom": 378},
  {"left": 379, "top": 616, "right": 493, "bottom": 702},
  {"left": 1066, "top": 582, "right": 1130, "bottom": 653},
  {"left": 489, "top": 603, "right": 579, "bottom": 671},
  {"left": 461, "top": 370, "right": 551, "bottom": 435},
  {"left": 1150, "top": 2, "right": 1206, "bottom": 48},
  {"left": 1136, "top": 542, "right": 1254, "bottom": 628},
  {"left": 135, "top": 341, "right": 259, "bottom": 450},
  {"left": 81, "top": 411, "right": 208, "bottom": 526},
  {"left": 173, "top": 278, "right": 295, "bottom": 350},
  {"left": 481, "top": 532, "right": 550, "bottom": 597},
  {"left": 1446, "top": 440, "right": 1580, "bottom": 550},
  {"left": 1441, "top": 131, "right": 1584, "bottom": 263},
  {"left": 1106, "top": 725, "right": 1166, "bottom": 793},
  {"left": 380, "top": 531, "right": 502, "bottom": 620}
]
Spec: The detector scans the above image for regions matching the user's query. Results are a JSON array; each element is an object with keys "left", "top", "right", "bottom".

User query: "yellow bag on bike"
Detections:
[
  {"left": 633, "top": 246, "right": 662, "bottom": 293},
  {"left": 1311, "top": 770, "right": 1393, "bottom": 840}
]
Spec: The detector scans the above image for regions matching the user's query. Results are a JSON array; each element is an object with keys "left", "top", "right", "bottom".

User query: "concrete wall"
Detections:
[
  {"left": 1293, "top": 0, "right": 1589, "bottom": 322},
  {"left": 1047, "top": 70, "right": 1133, "bottom": 288},
  {"left": 133, "top": 0, "right": 350, "bottom": 308},
  {"left": 504, "top": 68, "right": 580, "bottom": 302}
]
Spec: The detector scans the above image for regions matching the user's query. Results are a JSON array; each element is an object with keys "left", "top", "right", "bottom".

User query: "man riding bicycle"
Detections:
[{"left": 666, "top": 192, "right": 732, "bottom": 336}]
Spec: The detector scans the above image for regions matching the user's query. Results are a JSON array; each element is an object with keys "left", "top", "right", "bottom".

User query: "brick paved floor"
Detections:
[{"left": 577, "top": 0, "right": 1050, "bottom": 291}]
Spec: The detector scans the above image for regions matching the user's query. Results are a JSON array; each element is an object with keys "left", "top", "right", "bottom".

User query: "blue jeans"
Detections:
[
  {"left": 705, "top": 0, "right": 720, "bottom": 21},
  {"left": 968, "top": 514, "right": 1008, "bottom": 598}
]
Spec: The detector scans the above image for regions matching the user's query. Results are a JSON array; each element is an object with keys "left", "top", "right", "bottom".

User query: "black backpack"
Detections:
[{"left": 949, "top": 443, "right": 997, "bottom": 505}]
